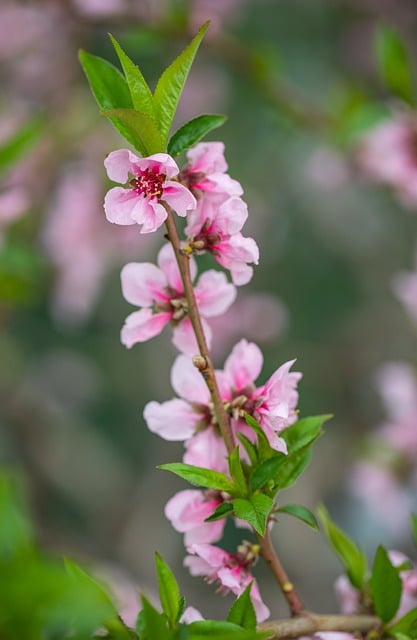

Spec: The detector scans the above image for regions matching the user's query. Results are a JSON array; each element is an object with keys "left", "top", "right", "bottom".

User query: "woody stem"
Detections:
[{"left": 163, "top": 202, "right": 235, "bottom": 455}]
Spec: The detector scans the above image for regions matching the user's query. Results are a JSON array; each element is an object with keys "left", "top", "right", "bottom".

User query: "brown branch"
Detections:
[
  {"left": 258, "top": 613, "right": 381, "bottom": 639},
  {"left": 258, "top": 527, "right": 304, "bottom": 617},
  {"left": 163, "top": 203, "right": 235, "bottom": 455}
]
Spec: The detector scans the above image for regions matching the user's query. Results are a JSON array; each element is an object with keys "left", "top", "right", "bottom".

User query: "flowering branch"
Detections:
[{"left": 163, "top": 201, "right": 235, "bottom": 455}]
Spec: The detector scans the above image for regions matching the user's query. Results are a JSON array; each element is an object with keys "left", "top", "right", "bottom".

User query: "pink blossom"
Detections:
[
  {"left": 334, "top": 575, "right": 361, "bottom": 615},
  {"left": 180, "top": 606, "right": 204, "bottom": 623},
  {"left": 184, "top": 542, "right": 270, "bottom": 622},
  {"left": 120, "top": 243, "right": 236, "bottom": 352},
  {"left": 357, "top": 114, "right": 417, "bottom": 208},
  {"left": 389, "top": 550, "right": 417, "bottom": 619},
  {"left": 104, "top": 150, "right": 196, "bottom": 233},
  {"left": 164, "top": 489, "right": 226, "bottom": 545},
  {"left": 144, "top": 340, "right": 301, "bottom": 462},
  {"left": 180, "top": 142, "right": 243, "bottom": 198},
  {"left": 185, "top": 194, "right": 259, "bottom": 285}
]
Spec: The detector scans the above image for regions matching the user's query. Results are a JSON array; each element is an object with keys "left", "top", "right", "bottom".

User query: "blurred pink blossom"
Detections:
[
  {"left": 357, "top": 113, "right": 417, "bottom": 208},
  {"left": 392, "top": 251, "right": 417, "bottom": 323},
  {"left": 43, "top": 164, "right": 145, "bottom": 326},
  {"left": 189, "top": 0, "right": 248, "bottom": 37}
]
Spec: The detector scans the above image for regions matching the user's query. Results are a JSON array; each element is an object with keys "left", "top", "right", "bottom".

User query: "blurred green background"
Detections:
[{"left": 1, "top": 0, "right": 417, "bottom": 620}]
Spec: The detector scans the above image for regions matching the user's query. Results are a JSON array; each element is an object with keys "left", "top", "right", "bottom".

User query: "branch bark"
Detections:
[{"left": 258, "top": 613, "right": 381, "bottom": 639}]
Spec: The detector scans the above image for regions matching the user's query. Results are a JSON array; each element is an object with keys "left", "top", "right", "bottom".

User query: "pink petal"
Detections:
[
  {"left": 184, "top": 430, "right": 228, "bottom": 473},
  {"left": 171, "top": 354, "right": 210, "bottom": 404},
  {"left": 203, "top": 173, "right": 243, "bottom": 197},
  {"left": 104, "top": 149, "right": 139, "bottom": 183},
  {"left": 104, "top": 187, "right": 138, "bottom": 225},
  {"left": 120, "top": 309, "right": 171, "bottom": 347},
  {"left": 143, "top": 398, "right": 199, "bottom": 440},
  {"left": 214, "top": 196, "right": 248, "bottom": 234},
  {"left": 134, "top": 199, "right": 167, "bottom": 233},
  {"left": 187, "top": 142, "right": 228, "bottom": 174},
  {"left": 165, "top": 490, "right": 224, "bottom": 544},
  {"left": 157, "top": 243, "right": 189, "bottom": 292},
  {"left": 186, "top": 543, "right": 229, "bottom": 570},
  {"left": 163, "top": 182, "right": 197, "bottom": 216},
  {"left": 120, "top": 262, "right": 168, "bottom": 306},
  {"left": 195, "top": 271, "right": 237, "bottom": 317},
  {"left": 137, "top": 153, "right": 180, "bottom": 179},
  {"left": 224, "top": 339, "right": 263, "bottom": 391},
  {"left": 172, "top": 318, "right": 212, "bottom": 355}
]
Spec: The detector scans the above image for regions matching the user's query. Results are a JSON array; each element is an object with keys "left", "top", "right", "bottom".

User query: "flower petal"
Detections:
[
  {"left": 171, "top": 354, "right": 210, "bottom": 404},
  {"left": 143, "top": 398, "right": 199, "bottom": 440},
  {"left": 224, "top": 339, "right": 263, "bottom": 391},
  {"left": 120, "top": 309, "right": 171, "bottom": 347},
  {"left": 104, "top": 187, "right": 137, "bottom": 225},
  {"left": 120, "top": 262, "right": 168, "bottom": 307},
  {"left": 195, "top": 270, "right": 236, "bottom": 317},
  {"left": 104, "top": 149, "right": 139, "bottom": 183},
  {"left": 163, "top": 182, "right": 197, "bottom": 217}
]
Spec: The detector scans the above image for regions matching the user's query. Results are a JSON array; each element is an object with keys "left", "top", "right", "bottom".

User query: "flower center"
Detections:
[{"left": 130, "top": 169, "right": 165, "bottom": 199}]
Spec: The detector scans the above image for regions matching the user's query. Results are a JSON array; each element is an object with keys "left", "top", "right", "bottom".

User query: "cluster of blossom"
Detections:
[
  {"left": 349, "top": 362, "right": 417, "bottom": 535},
  {"left": 103, "top": 141, "right": 302, "bottom": 621}
]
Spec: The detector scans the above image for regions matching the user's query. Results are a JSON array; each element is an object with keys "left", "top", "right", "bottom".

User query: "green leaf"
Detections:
[
  {"left": 236, "top": 434, "right": 258, "bottom": 466},
  {"left": 0, "top": 471, "right": 33, "bottom": 559},
  {"left": 388, "top": 607, "right": 417, "bottom": 637},
  {"left": 188, "top": 619, "right": 268, "bottom": 640},
  {"left": 228, "top": 448, "right": 248, "bottom": 497},
  {"left": 227, "top": 582, "right": 256, "bottom": 630},
  {"left": 244, "top": 414, "right": 274, "bottom": 461},
  {"left": 277, "top": 504, "right": 318, "bottom": 530},
  {"left": 233, "top": 494, "right": 273, "bottom": 536},
  {"left": 375, "top": 24, "right": 415, "bottom": 104},
  {"left": 79, "top": 49, "right": 140, "bottom": 148},
  {"left": 0, "top": 116, "right": 43, "bottom": 173},
  {"left": 271, "top": 448, "right": 312, "bottom": 490},
  {"left": 155, "top": 552, "right": 181, "bottom": 627},
  {"left": 318, "top": 505, "right": 367, "bottom": 589},
  {"left": 153, "top": 22, "right": 209, "bottom": 145},
  {"left": 204, "top": 502, "right": 234, "bottom": 522},
  {"left": 137, "top": 595, "right": 170, "bottom": 639},
  {"left": 103, "top": 108, "right": 164, "bottom": 155},
  {"left": 410, "top": 514, "right": 417, "bottom": 549},
  {"left": 158, "top": 463, "right": 236, "bottom": 493},
  {"left": 250, "top": 455, "right": 285, "bottom": 492},
  {"left": 370, "top": 545, "right": 402, "bottom": 623},
  {"left": 168, "top": 114, "right": 227, "bottom": 157},
  {"left": 281, "top": 415, "right": 331, "bottom": 455},
  {"left": 109, "top": 33, "right": 155, "bottom": 117}
]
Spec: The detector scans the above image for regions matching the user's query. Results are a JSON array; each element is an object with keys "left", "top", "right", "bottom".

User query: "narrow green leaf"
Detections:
[
  {"left": 79, "top": 49, "right": 142, "bottom": 149},
  {"left": 158, "top": 463, "right": 236, "bottom": 493},
  {"left": 277, "top": 504, "right": 318, "bottom": 530},
  {"left": 244, "top": 414, "right": 274, "bottom": 461},
  {"left": 371, "top": 545, "right": 402, "bottom": 623},
  {"left": 392, "top": 633, "right": 412, "bottom": 640},
  {"left": 155, "top": 552, "right": 181, "bottom": 627},
  {"left": 250, "top": 455, "right": 285, "bottom": 492},
  {"left": 0, "top": 116, "right": 43, "bottom": 173},
  {"left": 228, "top": 448, "right": 248, "bottom": 497},
  {"left": 103, "top": 108, "right": 164, "bottom": 155},
  {"left": 233, "top": 494, "right": 273, "bottom": 536},
  {"left": 410, "top": 514, "right": 417, "bottom": 549},
  {"left": 109, "top": 33, "right": 155, "bottom": 117},
  {"left": 236, "top": 434, "right": 258, "bottom": 466},
  {"left": 168, "top": 114, "right": 227, "bottom": 157},
  {"left": 154, "top": 22, "right": 209, "bottom": 144},
  {"left": 137, "top": 595, "right": 170, "bottom": 639},
  {"left": 204, "top": 502, "right": 234, "bottom": 522},
  {"left": 227, "top": 583, "right": 256, "bottom": 630},
  {"left": 0, "top": 471, "right": 33, "bottom": 558},
  {"left": 388, "top": 607, "right": 417, "bottom": 637},
  {"left": 375, "top": 24, "right": 415, "bottom": 104},
  {"left": 318, "top": 505, "right": 367, "bottom": 589}
]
